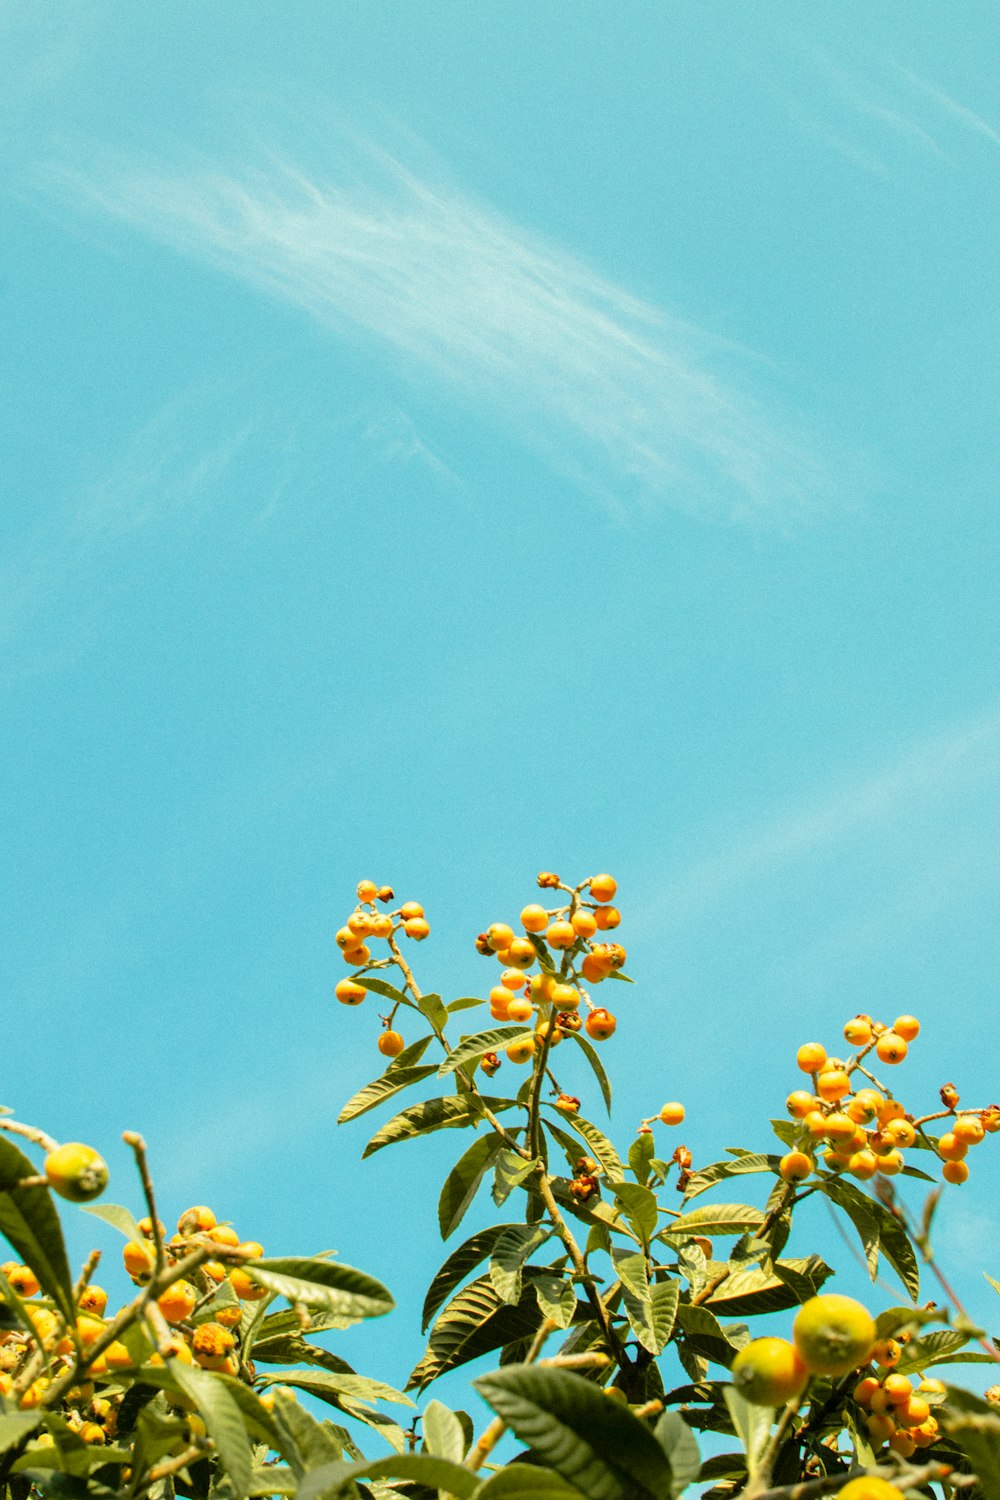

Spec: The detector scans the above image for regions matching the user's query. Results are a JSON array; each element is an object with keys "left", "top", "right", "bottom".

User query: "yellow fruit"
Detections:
[
  {"left": 178, "top": 1206, "right": 216, "bottom": 1235},
  {"left": 779, "top": 1151, "right": 813, "bottom": 1183},
  {"left": 356, "top": 880, "right": 378, "bottom": 902},
  {"left": 729, "top": 1337, "right": 808, "bottom": 1406},
  {"left": 400, "top": 901, "right": 424, "bottom": 921},
  {"left": 157, "top": 1280, "right": 198, "bottom": 1324},
  {"left": 659, "top": 1102, "right": 685, "bottom": 1126},
  {"left": 520, "top": 904, "right": 549, "bottom": 932},
  {"left": 506, "top": 996, "right": 534, "bottom": 1023},
  {"left": 208, "top": 1225, "right": 240, "bottom": 1247},
  {"left": 793, "top": 1294, "right": 876, "bottom": 1376},
  {"left": 230, "top": 1267, "right": 267, "bottom": 1301},
  {"left": 593, "top": 905, "right": 621, "bottom": 930},
  {"left": 501, "top": 968, "right": 526, "bottom": 991},
  {"left": 78, "top": 1286, "right": 108, "bottom": 1316},
  {"left": 843, "top": 1016, "right": 873, "bottom": 1046},
  {"left": 192, "top": 1322, "right": 236, "bottom": 1371},
  {"left": 216, "top": 1303, "right": 243, "bottom": 1329},
  {"left": 952, "top": 1114, "right": 985, "bottom": 1145},
  {"left": 584, "top": 1008, "right": 616, "bottom": 1041},
  {"left": 942, "top": 1159, "right": 969, "bottom": 1184},
  {"left": 44, "top": 1144, "right": 109, "bottom": 1203},
  {"left": 838, "top": 1477, "right": 905, "bottom": 1499},
  {"left": 786, "top": 1090, "right": 817, "bottom": 1119},
  {"left": 505, "top": 938, "right": 537, "bottom": 968},
  {"left": 876, "top": 1032, "right": 907, "bottom": 1065},
  {"left": 5, "top": 1264, "right": 40, "bottom": 1297},
  {"left": 589, "top": 874, "right": 618, "bottom": 903},
  {"left": 104, "top": 1341, "right": 133, "bottom": 1370},
  {"left": 335, "top": 979, "right": 367, "bottom": 1005},
  {"left": 551, "top": 983, "right": 580, "bottom": 1010},
  {"left": 404, "top": 918, "right": 429, "bottom": 940},
  {"left": 937, "top": 1132, "right": 967, "bottom": 1161},
  {"left": 487, "top": 923, "right": 515, "bottom": 952},
  {"left": 378, "top": 1030, "right": 405, "bottom": 1058},
  {"left": 546, "top": 921, "right": 576, "bottom": 950},
  {"left": 796, "top": 1043, "right": 827, "bottom": 1074},
  {"left": 893, "top": 1015, "right": 920, "bottom": 1042},
  {"left": 505, "top": 1037, "right": 536, "bottom": 1065},
  {"left": 571, "top": 910, "right": 598, "bottom": 939},
  {"left": 816, "top": 1068, "right": 851, "bottom": 1103}
]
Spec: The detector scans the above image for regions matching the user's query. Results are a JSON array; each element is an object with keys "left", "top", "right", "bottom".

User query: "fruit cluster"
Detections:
[
  {"left": 476, "top": 871, "right": 625, "bottom": 1065},
  {"left": 777, "top": 1013, "right": 999, "bottom": 1187},
  {"left": 0, "top": 1202, "right": 262, "bottom": 1434},
  {"left": 730, "top": 1293, "right": 942, "bottom": 1465},
  {"left": 333, "top": 881, "right": 428, "bottom": 1010}
]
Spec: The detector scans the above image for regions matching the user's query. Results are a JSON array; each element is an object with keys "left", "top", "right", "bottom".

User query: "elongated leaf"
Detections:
[
  {"left": 533, "top": 1273, "right": 579, "bottom": 1329},
  {"left": 337, "top": 1065, "right": 439, "bottom": 1125},
  {"left": 439, "top": 1027, "right": 532, "bottom": 1076},
  {"left": 416, "top": 991, "right": 448, "bottom": 1031},
  {"left": 250, "top": 1332, "right": 354, "bottom": 1372},
  {"left": 475, "top": 1464, "right": 588, "bottom": 1499},
  {"left": 629, "top": 1132, "right": 655, "bottom": 1187},
  {"left": 869, "top": 1199, "right": 920, "bottom": 1300},
  {"left": 363, "top": 1094, "right": 516, "bottom": 1158},
  {"left": 560, "top": 1115, "right": 623, "bottom": 1178},
  {"left": 666, "top": 1204, "right": 765, "bottom": 1239},
  {"left": 653, "top": 1411, "right": 700, "bottom": 1498},
  {"left": 568, "top": 1034, "right": 612, "bottom": 1115},
  {"left": 246, "top": 1257, "right": 393, "bottom": 1319},
  {"left": 258, "top": 1368, "right": 414, "bottom": 1408},
  {"left": 893, "top": 1328, "right": 971, "bottom": 1374},
  {"left": 251, "top": 1306, "right": 362, "bottom": 1352},
  {"left": 490, "top": 1225, "right": 551, "bottom": 1304},
  {"left": 268, "top": 1385, "right": 343, "bottom": 1474},
  {"left": 612, "top": 1247, "right": 660, "bottom": 1354},
  {"left": 675, "top": 1304, "right": 739, "bottom": 1369},
  {"left": 82, "top": 1202, "right": 145, "bottom": 1241},
  {"left": 352, "top": 975, "right": 417, "bottom": 1009},
  {"left": 608, "top": 1182, "right": 658, "bottom": 1249},
  {"left": 247, "top": 1467, "right": 298, "bottom": 1495},
  {"left": 422, "top": 1225, "right": 513, "bottom": 1331},
  {"left": 707, "top": 1256, "right": 832, "bottom": 1317},
  {"left": 0, "top": 1411, "right": 43, "bottom": 1456},
  {"left": 448, "top": 996, "right": 485, "bottom": 1013},
  {"left": 439, "top": 1134, "right": 504, "bottom": 1239},
  {"left": 298, "top": 1454, "right": 480, "bottom": 1500},
  {"left": 409, "top": 1275, "right": 544, "bottom": 1391},
  {"left": 649, "top": 1280, "right": 680, "bottom": 1354},
  {"left": 0, "top": 1136, "right": 73, "bottom": 1319},
  {"left": 493, "top": 1149, "right": 539, "bottom": 1206},
  {"left": 474, "top": 1365, "right": 673, "bottom": 1500},
  {"left": 683, "top": 1155, "right": 779, "bottom": 1201},
  {"left": 172, "top": 1360, "right": 253, "bottom": 1495},
  {"left": 940, "top": 1385, "right": 1000, "bottom": 1495},
  {"left": 820, "top": 1177, "right": 919, "bottom": 1298},
  {"left": 723, "top": 1388, "right": 772, "bottom": 1479},
  {"left": 421, "top": 1399, "right": 466, "bottom": 1463}
]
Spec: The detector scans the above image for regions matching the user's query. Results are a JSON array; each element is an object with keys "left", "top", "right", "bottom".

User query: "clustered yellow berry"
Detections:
[
  {"left": 778, "top": 1014, "right": 996, "bottom": 1188},
  {"left": 729, "top": 1293, "right": 940, "bottom": 1461}
]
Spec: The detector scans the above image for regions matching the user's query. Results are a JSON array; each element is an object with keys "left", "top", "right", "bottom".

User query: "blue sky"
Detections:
[{"left": 3, "top": 0, "right": 999, "bottom": 1427}]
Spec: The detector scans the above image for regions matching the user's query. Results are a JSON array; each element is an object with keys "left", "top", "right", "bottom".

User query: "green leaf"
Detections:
[
  {"left": 987, "top": 1271, "right": 1000, "bottom": 1296},
  {"left": 352, "top": 975, "right": 417, "bottom": 1009},
  {"left": 628, "top": 1133, "right": 655, "bottom": 1187},
  {"left": 81, "top": 1202, "right": 145, "bottom": 1241},
  {"left": 247, "top": 1467, "right": 298, "bottom": 1495},
  {"left": 171, "top": 1361, "right": 253, "bottom": 1496},
  {"left": 568, "top": 1034, "right": 612, "bottom": 1115},
  {"left": 941, "top": 1385, "right": 1000, "bottom": 1495},
  {"left": 423, "top": 1225, "right": 514, "bottom": 1331},
  {"left": 473, "top": 1365, "right": 674, "bottom": 1500},
  {"left": 363, "top": 1094, "right": 517, "bottom": 1157},
  {"left": 246, "top": 1257, "right": 394, "bottom": 1320},
  {"left": 448, "top": 996, "right": 485, "bottom": 1013},
  {"left": 417, "top": 991, "right": 448, "bottom": 1031},
  {"left": 421, "top": 1399, "right": 467, "bottom": 1463},
  {"left": 652, "top": 1411, "right": 700, "bottom": 1498},
  {"left": 0, "top": 1136, "right": 74, "bottom": 1320},
  {"left": 665, "top": 1205, "right": 766, "bottom": 1240},
  {"left": 769, "top": 1119, "right": 799, "bottom": 1149},
  {"left": 559, "top": 1115, "right": 623, "bottom": 1178},
  {"left": 675, "top": 1304, "right": 740, "bottom": 1369},
  {"left": 819, "top": 1177, "right": 919, "bottom": 1298},
  {"left": 608, "top": 1182, "right": 658, "bottom": 1250},
  {"left": 438, "top": 1027, "right": 532, "bottom": 1077},
  {"left": 612, "top": 1247, "right": 660, "bottom": 1355},
  {"left": 723, "top": 1388, "right": 772, "bottom": 1479},
  {"left": 337, "top": 1065, "right": 439, "bottom": 1125},
  {"left": 707, "top": 1256, "right": 833, "bottom": 1317},
  {"left": 409, "top": 1275, "right": 544, "bottom": 1391},
  {"left": 649, "top": 1281, "right": 680, "bottom": 1353},
  {"left": 682, "top": 1155, "right": 779, "bottom": 1201},
  {"left": 493, "top": 1149, "right": 540, "bottom": 1206},
  {"left": 490, "top": 1225, "right": 551, "bottom": 1304},
  {"left": 267, "top": 1386, "right": 343, "bottom": 1474},
  {"left": 0, "top": 1411, "right": 43, "bottom": 1456},
  {"left": 258, "top": 1369, "right": 414, "bottom": 1408},
  {"left": 439, "top": 1134, "right": 505, "bottom": 1239},
  {"left": 893, "top": 1328, "right": 973, "bottom": 1374},
  {"left": 532, "top": 1273, "right": 579, "bottom": 1329},
  {"left": 298, "top": 1455, "right": 479, "bottom": 1500},
  {"left": 475, "top": 1466, "right": 589, "bottom": 1499}
]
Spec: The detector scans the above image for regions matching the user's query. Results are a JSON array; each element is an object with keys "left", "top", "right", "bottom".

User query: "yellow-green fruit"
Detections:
[
  {"left": 793, "top": 1293, "right": 876, "bottom": 1376},
  {"left": 44, "top": 1144, "right": 109, "bottom": 1203},
  {"left": 730, "top": 1337, "right": 808, "bottom": 1406}
]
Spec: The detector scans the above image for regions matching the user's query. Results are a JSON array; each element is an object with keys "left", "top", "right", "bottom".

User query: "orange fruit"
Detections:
[
  {"left": 178, "top": 1206, "right": 216, "bottom": 1235},
  {"left": 580, "top": 953, "right": 611, "bottom": 984},
  {"left": 729, "top": 1337, "right": 808, "bottom": 1406},
  {"left": 952, "top": 1114, "right": 985, "bottom": 1145},
  {"left": 585, "top": 1008, "right": 617, "bottom": 1041},
  {"left": 843, "top": 1016, "right": 873, "bottom": 1046},
  {"left": 356, "top": 880, "right": 378, "bottom": 902},
  {"left": 876, "top": 1032, "right": 907, "bottom": 1065},
  {"left": 157, "top": 1280, "right": 197, "bottom": 1324},
  {"left": 884, "top": 1119, "right": 916, "bottom": 1149},
  {"left": 400, "top": 901, "right": 424, "bottom": 921},
  {"left": 208, "top": 1225, "right": 240, "bottom": 1247},
  {"left": 486, "top": 923, "right": 514, "bottom": 952},
  {"left": 501, "top": 968, "right": 526, "bottom": 991},
  {"left": 505, "top": 938, "right": 537, "bottom": 968},
  {"left": 593, "top": 905, "right": 621, "bottom": 930},
  {"left": 404, "top": 918, "right": 429, "bottom": 940},
  {"left": 816, "top": 1068, "right": 851, "bottom": 1103},
  {"left": 659, "top": 1102, "right": 685, "bottom": 1126},
  {"left": 838, "top": 1476, "right": 904, "bottom": 1498},
  {"left": 942, "top": 1159, "right": 969, "bottom": 1184},
  {"left": 893, "top": 1015, "right": 920, "bottom": 1042},
  {"left": 546, "top": 921, "right": 576, "bottom": 950},
  {"left": 848, "top": 1149, "right": 878, "bottom": 1180},
  {"left": 571, "top": 910, "right": 598, "bottom": 938},
  {"left": 786, "top": 1090, "right": 817, "bottom": 1119},
  {"left": 589, "top": 874, "right": 617, "bottom": 903},
  {"left": 505, "top": 1037, "right": 536, "bottom": 1065},
  {"left": 123, "top": 1241, "right": 155, "bottom": 1281},
  {"left": 378, "top": 1030, "right": 405, "bottom": 1058},
  {"left": 551, "top": 982, "right": 579, "bottom": 1010},
  {"left": 335, "top": 978, "right": 367, "bottom": 1005},
  {"left": 793, "top": 1294, "right": 875, "bottom": 1376},
  {"left": 506, "top": 996, "right": 534, "bottom": 1023},
  {"left": 779, "top": 1151, "right": 813, "bottom": 1183},
  {"left": 230, "top": 1267, "right": 267, "bottom": 1301},
  {"left": 937, "top": 1132, "right": 967, "bottom": 1161},
  {"left": 78, "top": 1286, "right": 108, "bottom": 1317},
  {"left": 796, "top": 1043, "right": 827, "bottom": 1074},
  {"left": 520, "top": 904, "right": 549, "bottom": 933}
]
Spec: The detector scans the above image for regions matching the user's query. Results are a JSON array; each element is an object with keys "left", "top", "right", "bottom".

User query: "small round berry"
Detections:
[
  {"left": 501, "top": 968, "right": 527, "bottom": 991},
  {"left": 729, "top": 1337, "right": 808, "bottom": 1406},
  {"left": 347, "top": 911, "right": 373, "bottom": 937},
  {"left": 796, "top": 1043, "right": 827, "bottom": 1074},
  {"left": 952, "top": 1114, "right": 985, "bottom": 1145},
  {"left": 848, "top": 1149, "right": 878, "bottom": 1180},
  {"left": 230, "top": 1267, "right": 267, "bottom": 1301},
  {"left": 506, "top": 996, "right": 534, "bottom": 1023},
  {"left": 876, "top": 1032, "right": 907, "bottom": 1065},
  {"left": 893, "top": 1015, "right": 920, "bottom": 1042},
  {"left": 400, "top": 901, "right": 424, "bottom": 921},
  {"left": 793, "top": 1294, "right": 876, "bottom": 1376},
  {"left": 593, "top": 905, "right": 621, "bottom": 930},
  {"left": 342, "top": 943, "right": 371, "bottom": 966},
  {"left": 486, "top": 923, "right": 514, "bottom": 952},
  {"left": 942, "top": 1158, "right": 969, "bottom": 1184},
  {"left": 580, "top": 953, "right": 611, "bottom": 984},
  {"left": 505, "top": 1036, "right": 536, "bottom": 1065},
  {"left": 505, "top": 938, "right": 537, "bottom": 968},
  {"left": 44, "top": 1144, "right": 109, "bottom": 1203},
  {"left": 571, "top": 910, "right": 598, "bottom": 939},
  {"left": 520, "top": 904, "right": 549, "bottom": 933},
  {"left": 844, "top": 1016, "right": 873, "bottom": 1046},
  {"left": 937, "top": 1132, "right": 967, "bottom": 1161},
  {"left": 786, "top": 1090, "right": 817, "bottom": 1119},
  {"left": 157, "top": 1280, "right": 198, "bottom": 1324},
  {"left": 884, "top": 1119, "right": 917, "bottom": 1149},
  {"left": 378, "top": 1030, "right": 405, "bottom": 1058},
  {"left": 371, "top": 914, "right": 394, "bottom": 938},
  {"left": 816, "top": 1068, "right": 851, "bottom": 1102},
  {"left": 551, "top": 982, "right": 580, "bottom": 1010},
  {"left": 659, "top": 1102, "right": 685, "bottom": 1126},
  {"left": 335, "top": 979, "right": 367, "bottom": 1005},
  {"left": 875, "top": 1149, "right": 904, "bottom": 1175},
  {"left": 178, "top": 1206, "right": 216, "bottom": 1235},
  {"left": 779, "top": 1151, "right": 814, "bottom": 1183},
  {"left": 870, "top": 1337, "right": 901, "bottom": 1369},
  {"left": 546, "top": 921, "right": 576, "bottom": 950},
  {"left": 589, "top": 874, "right": 617, "bottom": 903},
  {"left": 356, "top": 881, "right": 378, "bottom": 902},
  {"left": 404, "top": 917, "right": 430, "bottom": 940},
  {"left": 585, "top": 1008, "right": 617, "bottom": 1041},
  {"left": 847, "top": 1089, "right": 883, "bottom": 1123}
]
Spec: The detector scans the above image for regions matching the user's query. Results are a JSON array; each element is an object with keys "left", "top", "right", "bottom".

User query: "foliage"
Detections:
[{"left": 3, "top": 868, "right": 1000, "bottom": 1500}]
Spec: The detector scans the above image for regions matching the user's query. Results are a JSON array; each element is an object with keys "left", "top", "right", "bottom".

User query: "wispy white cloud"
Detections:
[
  {"left": 647, "top": 706, "right": 1000, "bottom": 929},
  {"left": 891, "top": 63, "right": 1000, "bottom": 151},
  {"left": 44, "top": 127, "right": 834, "bottom": 525}
]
